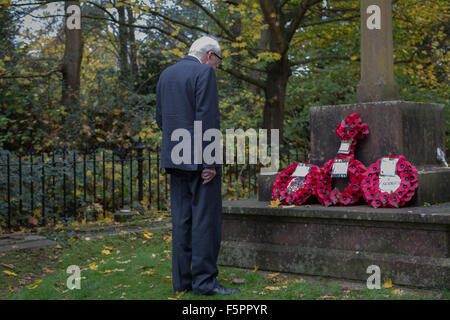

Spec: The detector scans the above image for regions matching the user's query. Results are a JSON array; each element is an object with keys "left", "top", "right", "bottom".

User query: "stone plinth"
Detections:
[
  {"left": 218, "top": 200, "right": 450, "bottom": 289},
  {"left": 310, "top": 101, "right": 445, "bottom": 167}
]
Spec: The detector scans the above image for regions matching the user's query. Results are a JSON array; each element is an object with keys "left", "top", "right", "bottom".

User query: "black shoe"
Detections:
[{"left": 201, "top": 284, "right": 240, "bottom": 296}]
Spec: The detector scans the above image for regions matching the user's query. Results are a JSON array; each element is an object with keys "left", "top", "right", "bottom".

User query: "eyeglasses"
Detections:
[{"left": 211, "top": 51, "right": 223, "bottom": 61}]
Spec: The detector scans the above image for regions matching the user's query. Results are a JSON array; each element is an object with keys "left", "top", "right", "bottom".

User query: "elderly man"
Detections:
[{"left": 156, "top": 36, "right": 239, "bottom": 296}]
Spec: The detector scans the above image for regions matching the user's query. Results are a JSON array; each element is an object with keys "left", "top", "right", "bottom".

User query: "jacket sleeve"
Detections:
[
  {"left": 195, "top": 67, "right": 220, "bottom": 169},
  {"left": 156, "top": 79, "right": 162, "bottom": 130}
]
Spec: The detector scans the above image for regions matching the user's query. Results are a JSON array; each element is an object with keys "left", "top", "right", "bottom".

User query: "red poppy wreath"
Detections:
[
  {"left": 335, "top": 113, "right": 369, "bottom": 155},
  {"left": 316, "top": 155, "right": 367, "bottom": 206},
  {"left": 361, "top": 155, "right": 419, "bottom": 208},
  {"left": 272, "top": 162, "right": 321, "bottom": 205}
]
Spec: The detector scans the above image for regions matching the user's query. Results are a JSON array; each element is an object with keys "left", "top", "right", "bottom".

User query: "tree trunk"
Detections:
[
  {"left": 229, "top": 0, "right": 242, "bottom": 88},
  {"left": 263, "top": 53, "right": 291, "bottom": 143},
  {"left": 118, "top": 5, "right": 129, "bottom": 87},
  {"left": 62, "top": 1, "right": 83, "bottom": 112},
  {"left": 127, "top": 7, "right": 138, "bottom": 88}
]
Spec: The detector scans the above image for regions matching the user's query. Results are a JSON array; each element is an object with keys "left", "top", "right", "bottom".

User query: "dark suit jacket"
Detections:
[{"left": 156, "top": 55, "right": 221, "bottom": 173}]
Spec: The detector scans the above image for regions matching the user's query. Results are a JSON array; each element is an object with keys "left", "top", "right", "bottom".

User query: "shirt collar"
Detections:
[{"left": 187, "top": 54, "right": 202, "bottom": 63}]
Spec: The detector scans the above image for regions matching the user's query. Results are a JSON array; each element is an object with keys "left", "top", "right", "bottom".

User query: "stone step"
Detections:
[
  {"left": 219, "top": 199, "right": 450, "bottom": 289},
  {"left": 0, "top": 239, "right": 58, "bottom": 253}
]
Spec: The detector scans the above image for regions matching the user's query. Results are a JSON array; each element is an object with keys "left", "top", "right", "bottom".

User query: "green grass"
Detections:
[{"left": 1, "top": 226, "right": 449, "bottom": 300}]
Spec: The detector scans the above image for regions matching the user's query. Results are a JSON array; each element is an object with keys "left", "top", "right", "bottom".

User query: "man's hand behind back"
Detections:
[{"left": 201, "top": 168, "right": 216, "bottom": 184}]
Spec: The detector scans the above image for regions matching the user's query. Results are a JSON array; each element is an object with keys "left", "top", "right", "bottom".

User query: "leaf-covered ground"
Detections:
[{"left": 1, "top": 221, "right": 449, "bottom": 300}]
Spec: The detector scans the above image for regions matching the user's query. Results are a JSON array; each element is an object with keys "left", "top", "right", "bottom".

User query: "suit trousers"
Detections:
[{"left": 169, "top": 169, "right": 222, "bottom": 294}]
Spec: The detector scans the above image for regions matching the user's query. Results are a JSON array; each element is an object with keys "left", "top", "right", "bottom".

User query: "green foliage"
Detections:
[
  {"left": 0, "top": 0, "right": 448, "bottom": 167},
  {"left": 218, "top": 86, "right": 263, "bottom": 131}
]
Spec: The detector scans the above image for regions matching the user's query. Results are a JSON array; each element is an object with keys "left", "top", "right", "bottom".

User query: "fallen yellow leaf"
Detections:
[
  {"left": 142, "top": 230, "right": 153, "bottom": 239},
  {"left": 116, "top": 260, "right": 131, "bottom": 264},
  {"left": 266, "top": 273, "right": 280, "bottom": 280},
  {"left": 99, "top": 269, "right": 125, "bottom": 274},
  {"left": 27, "top": 280, "right": 42, "bottom": 289},
  {"left": 382, "top": 279, "right": 393, "bottom": 289},
  {"left": 268, "top": 200, "right": 280, "bottom": 208},
  {"left": 2, "top": 270, "right": 17, "bottom": 277},
  {"left": 391, "top": 289, "right": 401, "bottom": 295},
  {"left": 265, "top": 286, "right": 280, "bottom": 291},
  {"left": 89, "top": 262, "right": 98, "bottom": 270},
  {"left": 176, "top": 290, "right": 187, "bottom": 297},
  {"left": 101, "top": 249, "right": 111, "bottom": 255}
]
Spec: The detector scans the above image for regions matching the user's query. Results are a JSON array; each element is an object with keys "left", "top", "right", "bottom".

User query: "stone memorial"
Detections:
[
  {"left": 218, "top": 1, "right": 450, "bottom": 289},
  {"left": 310, "top": 0, "right": 449, "bottom": 205}
]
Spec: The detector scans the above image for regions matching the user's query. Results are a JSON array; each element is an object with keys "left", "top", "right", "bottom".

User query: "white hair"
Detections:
[{"left": 188, "top": 36, "right": 221, "bottom": 59}]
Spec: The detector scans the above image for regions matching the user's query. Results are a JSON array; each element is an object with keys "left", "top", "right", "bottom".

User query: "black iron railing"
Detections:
[{"left": 0, "top": 140, "right": 308, "bottom": 229}]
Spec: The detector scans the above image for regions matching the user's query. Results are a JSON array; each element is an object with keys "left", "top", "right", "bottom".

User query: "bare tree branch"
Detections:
[
  {"left": 147, "top": 8, "right": 212, "bottom": 38},
  {"left": 87, "top": 1, "right": 118, "bottom": 22},
  {"left": 289, "top": 55, "right": 350, "bottom": 66},
  {"left": 289, "top": 55, "right": 417, "bottom": 67},
  {"left": 299, "top": 14, "right": 359, "bottom": 28},
  {"left": 259, "top": 0, "right": 287, "bottom": 54},
  {"left": 188, "top": 0, "right": 236, "bottom": 41},
  {"left": 82, "top": 14, "right": 190, "bottom": 46},
  {"left": 285, "top": 0, "right": 321, "bottom": 44},
  {"left": 219, "top": 66, "right": 266, "bottom": 89}
]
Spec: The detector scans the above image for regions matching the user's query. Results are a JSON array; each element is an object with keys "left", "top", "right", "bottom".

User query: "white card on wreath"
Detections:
[
  {"left": 380, "top": 158, "right": 398, "bottom": 176},
  {"left": 292, "top": 162, "right": 311, "bottom": 177},
  {"left": 379, "top": 175, "right": 402, "bottom": 193},
  {"left": 292, "top": 163, "right": 311, "bottom": 177},
  {"left": 338, "top": 140, "right": 352, "bottom": 154},
  {"left": 331, "top": 159, "right": 349, "bottom": 178}
]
